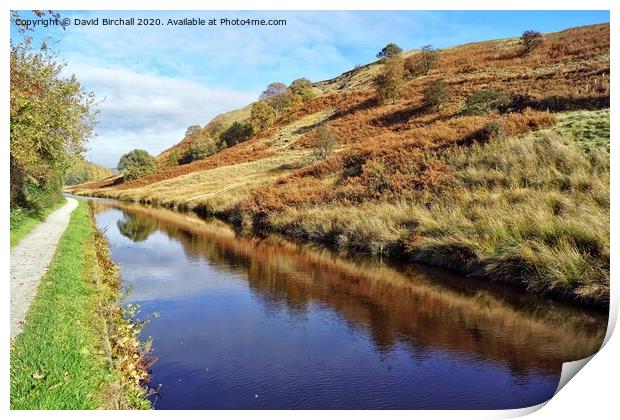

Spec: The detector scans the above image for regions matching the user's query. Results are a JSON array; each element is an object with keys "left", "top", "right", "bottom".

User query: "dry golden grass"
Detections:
[{"left": 241, "top": 110, "right": 609, "bottom": 307}]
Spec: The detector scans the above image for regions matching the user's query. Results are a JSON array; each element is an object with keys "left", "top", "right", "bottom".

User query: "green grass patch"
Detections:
[
  {"left": 10, "top": 196, "right": 66, "bottom": 247},
  {"left": 557, "top": 109, "right": 610, "bottom": 152},
  {"left": 10, "top": 202, "right": 149, "bottom": 409}
]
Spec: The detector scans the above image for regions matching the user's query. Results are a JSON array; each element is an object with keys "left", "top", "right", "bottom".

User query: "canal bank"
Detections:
[
  {"left": 10, "top": 200, "right": 151, "bottom": 409},
  {"left": 74, "top": 184, "right": 610, "bottom": 312},
  {"left": 89, "top": 198, "right": 607, "bottom": 409}
]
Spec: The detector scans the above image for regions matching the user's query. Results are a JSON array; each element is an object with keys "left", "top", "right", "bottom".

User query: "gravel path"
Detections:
[{"left": 10, "top": 197, "right": 79, "bottom": 340}]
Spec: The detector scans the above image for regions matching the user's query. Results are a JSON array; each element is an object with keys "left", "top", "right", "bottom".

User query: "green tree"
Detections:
[
  {"left": 269, "top": 91, "right": 295, "bottom": 115},
  {"left": 166, "top": 150, "right": 182, "bottom": 167},
  {"left": 250, "top": 101, "right": 276, "bottom": 132},
  {"left": 65, "top": 161, "right": 113, "bottom": 185},
  {"left": 289, "top": 78, "right": 315, "bottom": 101},
  {"left": 220, "top": 121, "right": 254, "bottom": 147},
  {"left": 375, "top": 55, "right": 405, "bottom": 104},
  {"left": 376, "top": 43, "right": 403, "bottom": 59},
  {"left": 117, "top": 149, "right": 157, "bottom": 181},
  {"left": 205, "top": 119, "right": 226, "bottom": 138},
  {"left": 10, "top": 40, "right": 96, "bottom": 207},
  {"left": 188, "top": 138, "right": 218, "bottom": 161},
  {"left": 287, "top": 93, "right": 305, "bottom": 113}
]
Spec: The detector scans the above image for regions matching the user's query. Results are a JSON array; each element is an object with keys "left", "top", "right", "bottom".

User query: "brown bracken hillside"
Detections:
[{"left": 69, "top": 23, "right": 610, "bottom": 308}]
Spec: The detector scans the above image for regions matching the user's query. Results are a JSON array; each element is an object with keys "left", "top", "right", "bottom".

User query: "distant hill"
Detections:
[{"left": 64, "top": 161, "right": 114, "bottom": 186}]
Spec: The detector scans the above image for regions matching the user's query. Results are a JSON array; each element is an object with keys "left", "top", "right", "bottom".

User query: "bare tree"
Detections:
[
  {"left": 405, "top": 45, "right": 439, "bottom": 77},
  {"left": 520, "top": 30, "right": 543, "bottom": 55}
]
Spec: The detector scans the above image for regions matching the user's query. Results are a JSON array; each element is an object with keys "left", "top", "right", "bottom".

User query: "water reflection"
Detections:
[
  {"left": 117, "top": 212, "right": 158, "bottom": 242},
  {"left": 90, "top": 199, "right": 607, "bottom": 409}
]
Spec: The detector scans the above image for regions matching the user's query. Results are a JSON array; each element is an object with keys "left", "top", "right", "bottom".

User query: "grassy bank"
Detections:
[
  {"left": 10, "top": 195, "right": 66, "bottom": 247},
  {"left": 247, "top": 110, "right": 609, "bottom": 308},
  {"left": 10, "top": 201, "right": 151, "bottom": 409}
]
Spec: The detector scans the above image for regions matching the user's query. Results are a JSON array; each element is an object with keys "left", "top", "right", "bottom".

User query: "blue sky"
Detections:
[{"left": 11, "top": 10, "right": 610, "bottom": 167}]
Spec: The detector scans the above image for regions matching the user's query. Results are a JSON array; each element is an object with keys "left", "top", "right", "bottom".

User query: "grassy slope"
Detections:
[
  {"left": 10, "top": 202, "right": 149, "bottom": 409},
  {"left": 10, "top": 196, "right": 66, "bottom": 247},
  {"left": 262, "top": 110, "right": 609, "bottom": 306},
  {"left": 68, "top": 24, "right": 610, "bottom": 307}
]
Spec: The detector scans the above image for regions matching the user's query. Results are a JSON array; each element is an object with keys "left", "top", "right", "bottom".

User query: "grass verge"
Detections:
[
  {"left": 10, "top": 196, "right": 66, "bottom": 247},
  {"left": 10, "top": 201, "right": 151, "bottom": 409}
]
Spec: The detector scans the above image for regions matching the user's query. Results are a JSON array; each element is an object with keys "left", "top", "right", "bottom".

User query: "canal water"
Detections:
[{"left": 89, "top": 199, "right": 607, "bottom": 409}]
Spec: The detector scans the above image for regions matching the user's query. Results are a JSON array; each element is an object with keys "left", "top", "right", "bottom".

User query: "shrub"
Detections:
[
  {"left": 376, "top": 43, "right": 403, "bottom": 59},
  {"left": 311, "top": 125, "right": 338, "bottom": 160},
  {"left": 289, "top": 78, "right": 314, "bottom": 101},
  {"left": 268, "top": 91, "right": 295, "bottom": 115},
  {"left": 520, "top": 30, "right": 543, "bottom": 55},
  {"left": 166, "top": 150, "right": 182, "bottom": 167},
  {"left": 478, "top": 120, "right": 505, "bottom": 142},
  {"left": 461, "top": 89, "right": 512, "bottom": 116},
  {"left": 187, "top": 139, "right": 218, "bottom": 162},
  {"left": 220, "top": 121, "right": 253, "bottom": 147},
  {"left": 363, "top": 158, "right": 390, "bottom": 194},
  {"left": 250, "top": 101, "right": 276, "bottom": 132},
  {"left": 375, "top": 56, "right": 405, "bottom": 104},
  {"left": 117, "top": 149, "right": 157, "bottom": 181},
  {"left": 422, "top": 79, "right": 450, "bottom": 111},
  {"left": 405, "top": 45, "right": 438, "bottom": 76}
]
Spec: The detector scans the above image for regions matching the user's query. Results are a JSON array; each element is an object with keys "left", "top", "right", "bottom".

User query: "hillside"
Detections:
[
  {"left": 68, "top": 23, "right": 610, "bottom": 308},
  {"left": 64, "top": 160, "right": 114, "bottom": 186}
]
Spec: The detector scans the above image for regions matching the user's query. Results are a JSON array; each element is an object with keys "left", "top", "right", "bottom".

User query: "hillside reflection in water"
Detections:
[{"left": 91, "top": 200, "right": 607, "bottom": 410}]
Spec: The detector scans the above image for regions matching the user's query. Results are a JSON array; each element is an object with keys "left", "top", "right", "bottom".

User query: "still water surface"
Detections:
[{"left": 89, "top": 199, "right": 606, "bottom": 409}]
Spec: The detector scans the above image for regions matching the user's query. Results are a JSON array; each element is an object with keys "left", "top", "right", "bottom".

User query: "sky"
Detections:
[{"left": 11, "top": 10, "right": 610, "bottom": 168}]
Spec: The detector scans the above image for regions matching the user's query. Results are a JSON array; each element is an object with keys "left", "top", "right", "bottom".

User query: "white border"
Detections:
[{"left": 2, "top": 1, "right": 616, "bottom": 419}]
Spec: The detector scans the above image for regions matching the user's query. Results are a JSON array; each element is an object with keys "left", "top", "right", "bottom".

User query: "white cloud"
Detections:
[
  {"left": 47, "top": 11, "right": 497, "bottom": 167},
  {"left": 64, "top": 63, "right": 257, "bottom": 167},
  {"left": 50, "top": 11, "right": 442, "bottom": 168}
]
